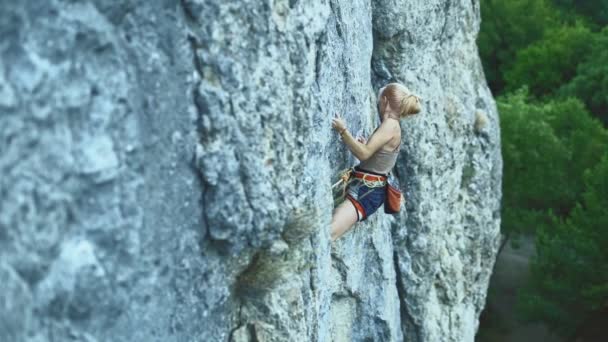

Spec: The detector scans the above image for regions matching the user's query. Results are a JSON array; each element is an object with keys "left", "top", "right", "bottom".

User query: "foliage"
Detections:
[
  {"left": 480, "top": 0, "right": 608, "bottom": 336},
  {"left": 505, "top": 24, "right": 595, "bottom": 97},
  {"left": 499, "top": 90, "right": 608, "bottom": 238},
  {"left": 478, "top": 0, "right": 560, "bottom": 93},
  {"left": 552, "top": 0, "right": 608, "bottom": 27},
  {"left": 499, "top": 90, "right": 568, "bottom": 231},
  {"left": 558, "top": 27, "right": 608, "bottom": 124},
  {"left": 517, "top": 154, "right": 608, "bottom": 336},
  {"left": 499, "top": 91, "right": 608, "bottom": 336}
]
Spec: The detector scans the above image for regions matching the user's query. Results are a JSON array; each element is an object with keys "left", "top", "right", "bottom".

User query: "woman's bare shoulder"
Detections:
[
  {"left": 373, "top": 119, "right": 399, "bottom": 138},
  {"left": 382, "top": 118, "right": 400, "bottom": 131}
]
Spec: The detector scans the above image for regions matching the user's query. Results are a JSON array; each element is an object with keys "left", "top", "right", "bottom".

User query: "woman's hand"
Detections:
[{"left": 331, "top": 112, "right": 347, "bottom": 133}]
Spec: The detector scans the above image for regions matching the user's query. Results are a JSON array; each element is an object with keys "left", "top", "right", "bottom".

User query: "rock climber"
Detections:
[{"left": 330, "top": 83, "right": 422, "bottom": 241}]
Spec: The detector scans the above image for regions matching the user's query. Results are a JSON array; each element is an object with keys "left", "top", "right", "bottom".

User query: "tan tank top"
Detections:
[{"left": 356, "top": 143, "right": 400, "bottom": 175}]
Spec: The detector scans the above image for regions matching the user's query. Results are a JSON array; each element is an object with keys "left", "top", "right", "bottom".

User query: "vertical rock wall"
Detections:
[
  {"left": 371, "top": 1, "right": 503, "bottom": 340},
  {"left": 0, "top": 0, "right": 501, "bottom": 341}
]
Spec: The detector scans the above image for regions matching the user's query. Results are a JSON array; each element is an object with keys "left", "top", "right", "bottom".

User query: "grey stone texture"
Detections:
[{"left": 0, "top": 0, "right": 502, "bottom": 341}]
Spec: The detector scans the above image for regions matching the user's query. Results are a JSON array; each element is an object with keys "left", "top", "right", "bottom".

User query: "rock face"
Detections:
[{"left": 0, "top": 0, "right": 502, "bottom": 341}]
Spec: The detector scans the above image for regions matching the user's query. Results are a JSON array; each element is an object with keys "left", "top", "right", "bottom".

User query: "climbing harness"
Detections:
[
  {"left": 351, "top": 171, "right": 387, "bottom": 188},
  {"left": 332, "top": 168, "right": 354, "bottom": 206},
  {"left": 332, "top": 167, "right": 387, "bottom": 207}
]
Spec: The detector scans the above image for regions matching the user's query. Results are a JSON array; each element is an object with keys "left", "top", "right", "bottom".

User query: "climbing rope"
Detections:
[
  {"left": 331, "top": 167, "right": 354, "bottom": 190},
  {"left": 332, "top": 168, "right": 354, "bottom": 206},
  {"left": 360, "top": 175, "right": 386, "bottom": 188}
]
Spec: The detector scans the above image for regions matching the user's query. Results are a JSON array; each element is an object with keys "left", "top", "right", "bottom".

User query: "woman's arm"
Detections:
[{"left": 341, "top": 121, "right": 394, "bottom": 161}]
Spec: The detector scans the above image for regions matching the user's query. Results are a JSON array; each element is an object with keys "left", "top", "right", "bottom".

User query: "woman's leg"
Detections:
[{"left": 330, "top": 198, "right": 359, "bottom": 241}]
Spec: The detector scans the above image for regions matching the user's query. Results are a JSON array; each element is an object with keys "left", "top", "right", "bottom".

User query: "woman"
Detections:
[{"left": 330, "top": 83, "right": 421, "bottom": 241}]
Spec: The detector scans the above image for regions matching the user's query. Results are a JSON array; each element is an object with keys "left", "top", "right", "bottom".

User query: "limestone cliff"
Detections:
[{"left": 0, "top": 0, "right": 502, "bottom": 341}]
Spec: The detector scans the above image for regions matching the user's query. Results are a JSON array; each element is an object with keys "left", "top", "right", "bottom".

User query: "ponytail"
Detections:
[
  {"left": 399, "top": 95, "right": 421, "bottom": 118},
  {"left": 380, "top": 83, "right": 422, "bottom": 119}
]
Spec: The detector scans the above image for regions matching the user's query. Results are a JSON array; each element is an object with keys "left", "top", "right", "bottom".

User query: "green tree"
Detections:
[
  {"left": 478, "top": 0, "right": 560, "bottom": 93},
  {"left": 559, "top": 27, "right": 608, "bottom": 125},
  {"left": 552, "top": 0, "right": 608, "bottom": 27},
  {"left": 504, "top": 24, "right": 595, "bottom": 98},
  {"left": 499, "top": 89, "right": 608, "bottom": 239},
  {"left": 517, "top": 153, "right": 608, "bottom": 337},
  {"left": 479, "top": 0, "right": 608, "bottom": 337}
]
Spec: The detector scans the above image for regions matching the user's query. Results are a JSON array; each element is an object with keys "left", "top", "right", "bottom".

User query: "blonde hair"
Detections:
[{"left": 378, "top": 83, "right": 422, "bottom": 119}]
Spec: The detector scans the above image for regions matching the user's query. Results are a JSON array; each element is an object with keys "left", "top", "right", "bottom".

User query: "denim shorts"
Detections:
[{"left": 345, "top": 177, "right": 386, "bottom": 222}]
